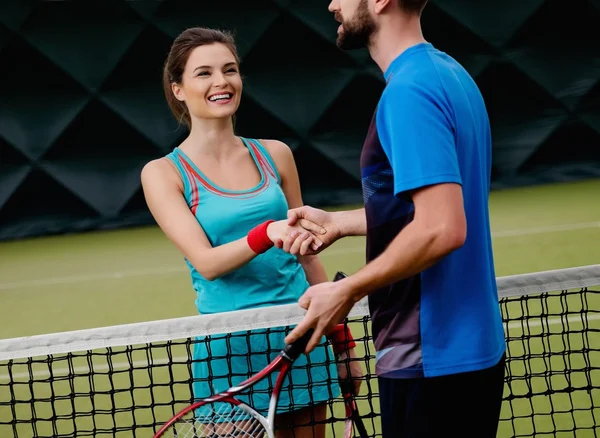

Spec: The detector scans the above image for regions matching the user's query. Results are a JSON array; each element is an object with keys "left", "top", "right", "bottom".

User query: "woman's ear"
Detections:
[{"left": 172, "top": 82, "right": 185, "bottom": 102}]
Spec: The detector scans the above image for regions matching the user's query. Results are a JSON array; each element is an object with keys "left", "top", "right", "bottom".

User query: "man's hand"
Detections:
[
  {"left": 284, "top": 279, "right": 357, "bottom": 353},
  {"left": 277, "top": 206, "right": 341, "bottom": 255},
  {"left": 266, "top": 220, "right": 323, "bottom": 253}
]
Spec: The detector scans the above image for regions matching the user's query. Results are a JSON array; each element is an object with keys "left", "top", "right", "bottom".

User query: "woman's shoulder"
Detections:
[
  {"left": 141, "top": 155, "right": 183, "bottom": 189},
  {"left": 256, "top": 138, "right": 292, "bottom": 158}
]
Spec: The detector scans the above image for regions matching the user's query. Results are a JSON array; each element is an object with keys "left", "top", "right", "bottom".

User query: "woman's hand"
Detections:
[{"left": 266, "top": 220, "right": 323, "bottom": 254}]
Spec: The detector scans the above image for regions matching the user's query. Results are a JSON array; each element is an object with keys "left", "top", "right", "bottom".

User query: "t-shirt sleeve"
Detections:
[{"left": 375, "top": 80, "right": 462, "bottom": 199}]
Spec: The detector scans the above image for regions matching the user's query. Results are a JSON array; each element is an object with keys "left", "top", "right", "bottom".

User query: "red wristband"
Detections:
[
  {"left": 327, "top": 324, "right": 356, "bottom": 354},
  {"left": 247, "top": 220, "right": 275, "bottom": 254}
]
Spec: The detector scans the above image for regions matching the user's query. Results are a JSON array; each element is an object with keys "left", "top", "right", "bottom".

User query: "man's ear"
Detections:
[{"left": 373, "top": 0, "right": 394, "bottom": 14}]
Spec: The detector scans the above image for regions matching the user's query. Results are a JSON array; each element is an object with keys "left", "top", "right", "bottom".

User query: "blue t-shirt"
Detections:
[{"left": 361, "top": 42, "right": 506, "bottom": 378}]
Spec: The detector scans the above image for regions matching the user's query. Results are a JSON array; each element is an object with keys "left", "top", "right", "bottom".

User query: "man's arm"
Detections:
[
  {"left": 344, "top": 183, "right": 466, "bottom": 302},
  {"left": 281, "top": 206, "right": 367, "bottom": 255},
  {"left": 283, "top": 182, "right": 466, "bottom": 352},
  {"left": 284, "top": 78, "right": 467, "bottom": 352},
  {"left": 332, "top": 208, "right": 367, "bottom": 237}
]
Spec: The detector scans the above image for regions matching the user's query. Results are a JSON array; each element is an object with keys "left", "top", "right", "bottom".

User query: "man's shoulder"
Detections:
[
  {"left": 377, "top": 71, "right": 444, "bottom": 122},
  {"left": 382, "top": 61, "right": 442, "bottom": 104}
]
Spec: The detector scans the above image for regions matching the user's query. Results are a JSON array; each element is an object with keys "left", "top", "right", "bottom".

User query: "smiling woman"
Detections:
[
  {"left": 139, "top": 26, "right": 363, "bottom": 438},
  {"left": 162, "top": 28, "right": 242, "bottom": 126}
]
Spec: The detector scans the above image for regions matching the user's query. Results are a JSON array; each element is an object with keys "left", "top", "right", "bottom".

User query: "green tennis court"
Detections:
[{"left": 1, "top": 178, "right": 599, "bottom": 437}]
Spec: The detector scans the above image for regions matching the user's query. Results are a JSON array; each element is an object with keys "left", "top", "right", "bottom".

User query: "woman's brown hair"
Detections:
[{"left": 162, "top": 27, "right": 240, "bottom": 128}]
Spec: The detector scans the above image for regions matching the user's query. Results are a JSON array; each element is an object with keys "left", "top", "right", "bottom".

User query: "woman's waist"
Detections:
[{"left": 191, "top": 267, "right": 308, "bottom": 314}]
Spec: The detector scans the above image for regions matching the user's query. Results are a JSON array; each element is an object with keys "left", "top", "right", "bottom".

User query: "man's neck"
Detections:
[{"left": 368, "top": 13, "right": 427, "bottom": 75}]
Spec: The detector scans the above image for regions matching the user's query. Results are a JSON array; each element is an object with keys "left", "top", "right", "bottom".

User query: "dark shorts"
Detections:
[{"left": 378, "top": 354, "right": 506, "bottom": 438}]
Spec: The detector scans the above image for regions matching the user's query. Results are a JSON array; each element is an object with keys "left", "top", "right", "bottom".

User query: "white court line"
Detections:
[
  {"left": 492, "top": 221, "right": 600, "bottom": 237},
  {"left": 2, "top": 313, "right": 599, "bottom": 382},
  {"left": 0, "top": 221, "right": 598, "bottom": 291}
]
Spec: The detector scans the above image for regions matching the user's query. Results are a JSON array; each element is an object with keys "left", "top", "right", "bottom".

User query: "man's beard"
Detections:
[{"left": 336, "top": 0, "right": 377, "bottom": 50}]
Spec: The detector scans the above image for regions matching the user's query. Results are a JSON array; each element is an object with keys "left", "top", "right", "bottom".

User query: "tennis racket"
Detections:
[
  {"left": 154, "top": 272, "right": 350, "bottom": 438},
  {"left": 333, "top": 271, "right": 369, "bottom": 438},
  {"left": 153, "top": 327, "right": 314, "bottom": 437}
]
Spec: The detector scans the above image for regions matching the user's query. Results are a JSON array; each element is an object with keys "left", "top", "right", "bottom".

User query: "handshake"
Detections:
[{"left": 266, "top": 205, "right": 339, "bottom": 256}]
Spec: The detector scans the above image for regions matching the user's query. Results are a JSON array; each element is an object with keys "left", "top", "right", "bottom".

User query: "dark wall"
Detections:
[{"left": 1, "top": 0, "right": 599, "bottom": 241}]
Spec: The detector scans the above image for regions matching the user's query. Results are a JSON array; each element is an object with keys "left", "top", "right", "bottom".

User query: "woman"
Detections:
[{"left": 141, "top": 27, "right": 360, "bottom": 437}]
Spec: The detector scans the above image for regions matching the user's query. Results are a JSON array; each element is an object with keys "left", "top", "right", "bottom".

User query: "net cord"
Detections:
[{"left": 1, "top": 264, "right": 598, "bottom": 361}]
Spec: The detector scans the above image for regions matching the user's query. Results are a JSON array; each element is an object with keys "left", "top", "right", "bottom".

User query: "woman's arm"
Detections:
[
  {"left": 261, "top": 139, "right": 328, "bottom": 285},
  {"left": 140, "top": 158, "right": 315, "bottom": 281}
]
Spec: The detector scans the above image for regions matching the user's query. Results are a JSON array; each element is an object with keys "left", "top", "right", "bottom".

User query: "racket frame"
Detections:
[
  {"left": 154, "top": 335, "right": 302, "bottom": 437},
  {"left": 155, "top": 271, "right": 355, "bottom": 437}
]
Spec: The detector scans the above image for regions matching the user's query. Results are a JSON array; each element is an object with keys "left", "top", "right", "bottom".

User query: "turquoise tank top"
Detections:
[{"left": 165, "top": 137, "right": 310, "bottom": 314}]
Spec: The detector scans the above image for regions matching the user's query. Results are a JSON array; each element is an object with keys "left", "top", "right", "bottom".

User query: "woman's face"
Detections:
[{"left": 173, "top": 42, "right": 242, "bottom": 121}]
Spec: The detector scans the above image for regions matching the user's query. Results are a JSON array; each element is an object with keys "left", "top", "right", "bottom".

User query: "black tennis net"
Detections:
[{"left": 0, "top": 265, "right": 599, "bottom": 437}]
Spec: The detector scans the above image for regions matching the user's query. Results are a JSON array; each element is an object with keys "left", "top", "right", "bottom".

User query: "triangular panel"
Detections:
[
  {"left": 518, "top": 120, "right": 600, "bottom": 173},
  {"left": 119, "top": 186, "right": 151, "bottom": 217},
  {"left": 235, "top": 96, "right": 303, "bottom": 151},
  {"left": 504, "top": 0, "right": 600, "bottom": 110},
  {"left": 0, "top": 0, "right": 36, "bottom": 31},
  {"left": 40, "top": 100, "right": 163, "bottom": 217},
  {"left": 0, "top": 138, "right": 31, "bottom": 210},
  {"left": 287, "top": 0, "right": 375, "bottom": 70},
  {"left": 310, "top": 74, "right": 385, "bottom": 180},
  {"left": 433, "top": 0, "right": 545, "bottom": 48},
  {"left": 126, "top": 0, "right": 161, "bottom": 20},
  {"left": 477, "top": 61, "right": 568, "bottom": 174},
  {"left": 19, "top": 0, "right": 145, "bottom": 92},
  {"left": 99, "top": 26, "right": 184, "bottom": 152},
  {"left": 0, "top": 169, "right": 101, "bottom": 234},
  {"left": 242, "top": 13, "right": 356, "bottom": 135},
  {"left": 153, "top": 0, "right": 280, "bottom": 58},
  {"left": 422, "top": 3, "right": 496, "bottom": 78},
  {"left": 576, "top": 78, "right": 600, "bottom": 114},
  {"left": 0, "top": 38, "right": 89, "bottom": 160},
  {"left": 589, "top": 0, "right": 600, "bottom": 11},
  {"left": 294, "top": 145, "right": 362, "bottom": 207},
  {"left": 288, "top": 0, "right": 344, "bottom": 46}
]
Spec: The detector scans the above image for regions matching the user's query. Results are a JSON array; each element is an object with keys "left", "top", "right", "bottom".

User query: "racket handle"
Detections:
[
  {"left": 283, "top": 328, "right": 315, "bottom": 360},
  {"left": 334, "top": 271, "right": 347, "bottom": 281},
  {"left": 283, "top": 272, "right": 347, "bottom": 360},
  {"left": 339, "top": 378, "right": 356, "bottom": 396}
]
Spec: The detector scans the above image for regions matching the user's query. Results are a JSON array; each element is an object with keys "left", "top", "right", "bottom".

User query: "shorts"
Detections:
[{"left": 379, "top": 354, "right": 506, "bottom": 437}]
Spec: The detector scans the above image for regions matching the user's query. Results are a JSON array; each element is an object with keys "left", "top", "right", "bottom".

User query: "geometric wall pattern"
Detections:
[{"left": 1, "top": 0, "right": 599, "bottom": 240}]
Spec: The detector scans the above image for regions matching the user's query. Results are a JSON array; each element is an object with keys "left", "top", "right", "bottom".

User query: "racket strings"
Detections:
[{"left": 172, "top": 401, "right": 268, "bottom": 437}]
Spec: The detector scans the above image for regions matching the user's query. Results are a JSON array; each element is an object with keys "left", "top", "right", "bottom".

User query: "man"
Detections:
[{"left": 278, "top": 0, "right": 506, "bottom": 436}]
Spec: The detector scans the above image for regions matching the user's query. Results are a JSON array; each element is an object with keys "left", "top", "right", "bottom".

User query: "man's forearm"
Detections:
[
  {"left": 334, "top": 208, "right": 366, "bottom": 237},
  {"left": 344, "top": 219, "right": 463, "bottom": 302}
]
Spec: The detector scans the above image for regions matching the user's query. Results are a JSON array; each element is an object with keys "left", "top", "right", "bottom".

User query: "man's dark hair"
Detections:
[{"left": 398, "top": 0, "right": 428, "bottom": 13}]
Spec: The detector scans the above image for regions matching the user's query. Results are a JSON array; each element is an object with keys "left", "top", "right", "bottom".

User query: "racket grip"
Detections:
[
  {"left": 283, "top": 328, "right": 315, "bottom": 360},
  {"left": 339, "top": 378, "right": 356, "bottom": 395},
  {"left": 283, "top": 272, "right": 347, "bottom": 360},
  {"left": 334, "top": 271, "right": 347, "bottom": 281}
]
